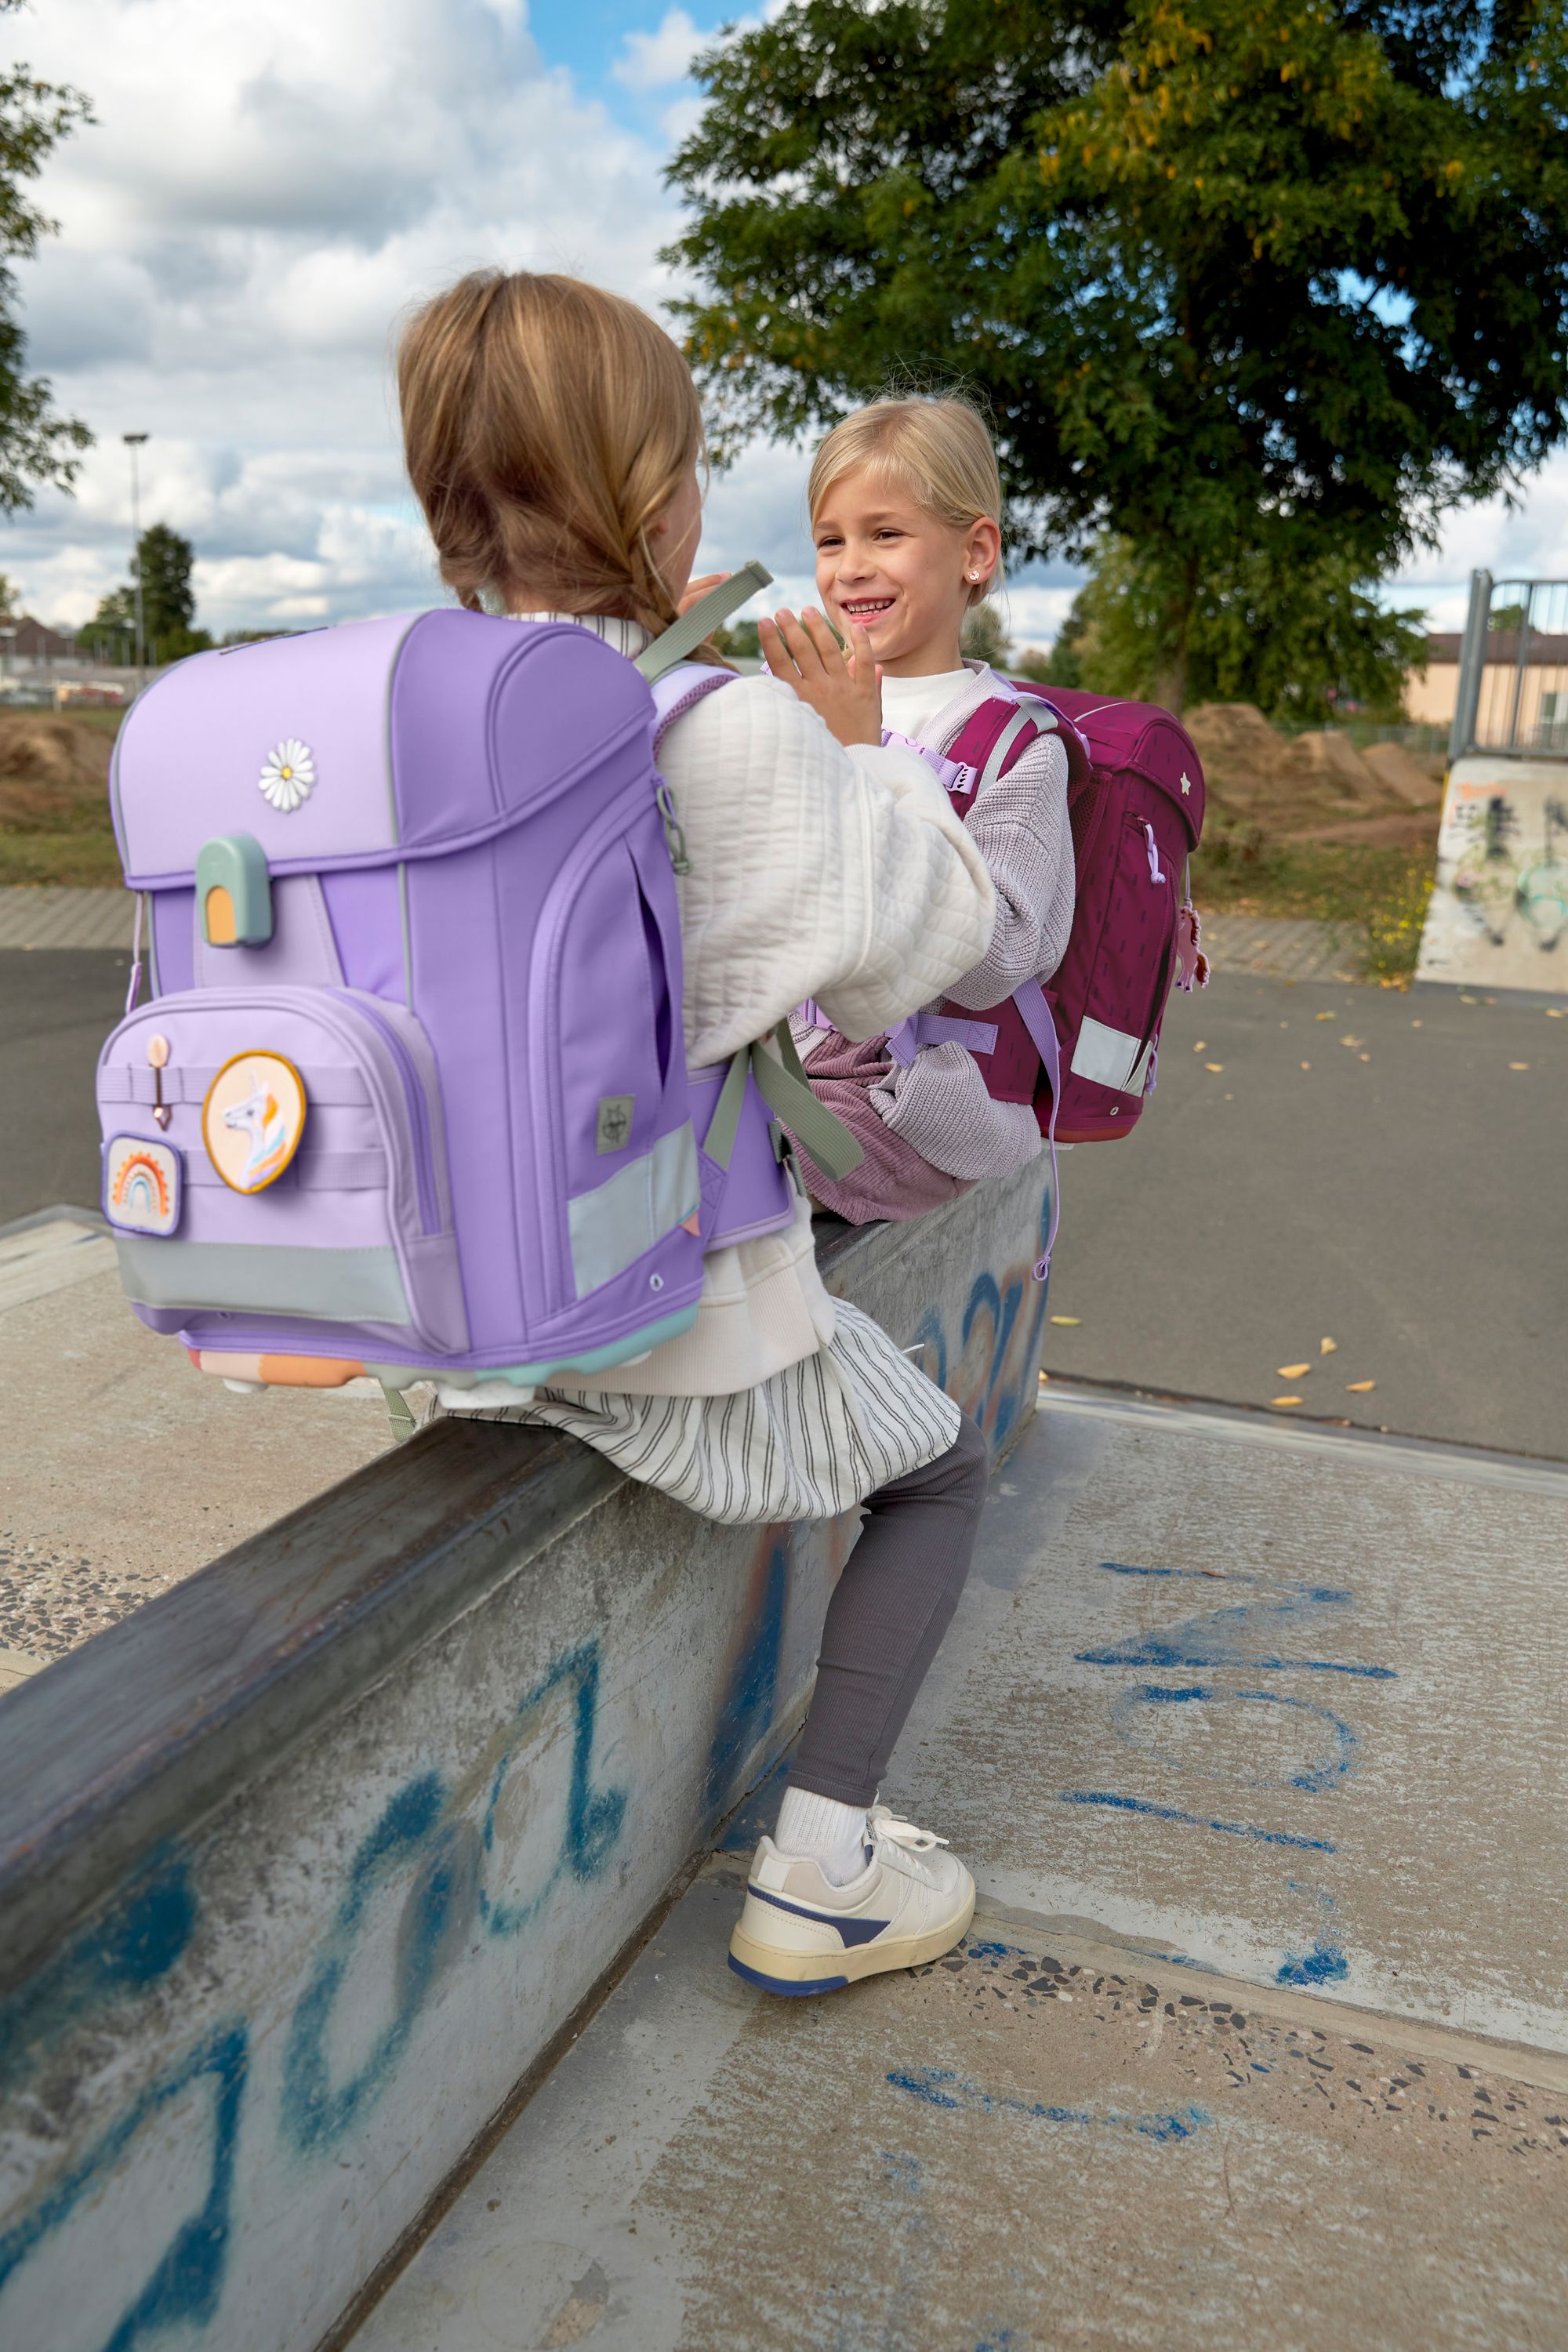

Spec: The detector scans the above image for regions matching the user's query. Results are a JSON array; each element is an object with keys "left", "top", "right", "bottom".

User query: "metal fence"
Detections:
[{"left": 1450, "top": 571, "right": 1568, "bottom": 761}]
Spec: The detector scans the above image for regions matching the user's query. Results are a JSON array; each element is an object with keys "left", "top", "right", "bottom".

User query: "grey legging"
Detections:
[{"left": 789, "top": 1410, "right": 989, "bottom": 1807}]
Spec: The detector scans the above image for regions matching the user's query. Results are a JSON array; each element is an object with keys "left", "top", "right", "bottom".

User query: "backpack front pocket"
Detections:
[
  {"left": 97, "top": 985, "right": 468, "bottom": 1356},
  {"left": 1069, "top": 811, "right": 1178, "bottom": 1096}
]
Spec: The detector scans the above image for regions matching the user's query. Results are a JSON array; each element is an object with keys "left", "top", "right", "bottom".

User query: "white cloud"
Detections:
[
  {"left": 2, "top": 1, "right": 1564, "bottom": 641},
  {"left": 612, "top": 9, "right": 703, "bottom": 91},
  {"left": 2, "top": 0, "right": 689, "bottom": 630}
]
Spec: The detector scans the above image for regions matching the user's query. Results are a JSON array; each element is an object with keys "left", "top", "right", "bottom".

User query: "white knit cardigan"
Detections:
[{"left": 449, "top": 615, "right": 996, "bottom": 1402}]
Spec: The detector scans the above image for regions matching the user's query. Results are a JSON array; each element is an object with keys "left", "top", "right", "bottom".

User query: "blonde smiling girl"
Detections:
[{"left": 762, "top": 397, "right": 1075, "bottom": 1221}]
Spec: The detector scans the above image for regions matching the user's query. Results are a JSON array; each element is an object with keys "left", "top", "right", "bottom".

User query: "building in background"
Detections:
[{"left": 1410, "top": 630, "right": 1568, "bottom": 752}]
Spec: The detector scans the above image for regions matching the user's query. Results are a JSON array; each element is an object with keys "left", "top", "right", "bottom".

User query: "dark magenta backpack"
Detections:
[{"left": 885, "top": 675, "right": 1209, "bottom": 1275}]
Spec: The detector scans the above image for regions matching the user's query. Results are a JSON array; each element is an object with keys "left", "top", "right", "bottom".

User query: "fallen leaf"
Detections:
[
  {"left": 1193, "top": 1040, "right": 1207, "bottom": 1051},
  {"left": 1050, "top": 1314, "right": 1081, "bottom": 1327},
  {"left": 1320, "top": 1337, "right": 1338, "bottom": 1354},
  {"left": 1315, "top": 1011, "right": 1337, "bottom": 1022},
  {"left": 1509, "top": 1062, "right": 1529, "bottom": 1071},
  {"left": 1270, "top": 1396, "right": 1304, "bottom": 1408},
  {"left": 1277, "top": 1363, "right": 1311, "bottom": 1378},
  {"left": 1340, "top": 1036, "right": 1364, "bottom": 1048},
  {"left": 1411, "top": 1019, "right": 1423, "bottom": 1028},
  {"left": 1548, "top": 1007, "right": 1565, "bottom": 1019},
  {"left": 1346, "top": 1380, "right": 1376, "bottom": 1393},
  {"left": 1038, "top": 1369, "right": 1050, "bottom": 1384},
  {"left": 1358, "top": 1052, "right": 1370, "bottom": 1062},
  {"left": 1205, "top": 1062, "right": 1224, "bottom": 1073},
  {"left": 1461, "top": 994, "right": 1478, "bottom": 1004}
]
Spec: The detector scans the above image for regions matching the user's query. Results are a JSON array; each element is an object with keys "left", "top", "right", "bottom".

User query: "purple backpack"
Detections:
[{"left": 96, "top": 579, "right": 858, "bottom": 1417}]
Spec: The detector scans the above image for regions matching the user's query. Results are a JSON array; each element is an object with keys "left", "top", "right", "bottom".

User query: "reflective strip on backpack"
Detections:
[
  {"left": 568, "top": 1122, "right": 700, "bottom": 1298},
  {"left": 114, "top": 1237, "right": 411, "bottom": 1323},
  {"left": 1070, "top": 1014, "right": 1155, "bottom": 1097}
]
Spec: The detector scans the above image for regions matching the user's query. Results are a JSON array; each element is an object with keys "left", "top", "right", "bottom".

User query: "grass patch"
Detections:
[
  {"left": 1191, "top": 826, "right": 1435, "bottom": 985},
  {"left": 0, "top": 828, "right": 125, "bottom": 887}
]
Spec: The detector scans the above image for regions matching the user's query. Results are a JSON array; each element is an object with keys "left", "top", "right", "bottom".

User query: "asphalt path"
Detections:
[
  {"left": 1046, "top": 969, "right": 1566, "bottom": 1459},
  {"left": 1, "top": 950, "right": 132, "bottom": 1225},
  {"left": 4, "top": 949, "right": 1563, "bottom": 1457}
]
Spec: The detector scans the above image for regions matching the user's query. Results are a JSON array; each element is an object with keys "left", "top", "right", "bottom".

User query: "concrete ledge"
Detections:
[{"left": 0, "top": 1163, "right": 1051, "bottom": 2352}]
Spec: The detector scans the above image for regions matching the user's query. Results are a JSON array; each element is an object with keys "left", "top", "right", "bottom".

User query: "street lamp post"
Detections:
[{"left": 123, "top": 433, "right": 148, "bottom": 671}]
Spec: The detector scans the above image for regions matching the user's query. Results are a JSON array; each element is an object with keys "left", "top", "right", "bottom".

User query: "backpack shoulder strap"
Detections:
[
  {"left": 649, "top": 662, "right": 734, "bottom": 751},
  {"left": 946, "top": 694, "right": 1040, "bottom": 797},
  {"left": 636, "top": 559, "right": 773, "bottom": 681}
]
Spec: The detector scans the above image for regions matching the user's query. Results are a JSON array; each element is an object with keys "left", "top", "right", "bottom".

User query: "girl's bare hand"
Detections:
[
  {"left": 758, "top": 606, "right": 882, "bottom": 748},
  {"left": 678, "top": 572, "right": 730, "bottom": 615}
]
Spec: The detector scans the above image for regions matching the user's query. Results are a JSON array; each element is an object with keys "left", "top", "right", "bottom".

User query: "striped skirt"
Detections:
[{"left": 453, "top": 1299, "right": 961, "bottom": 1526}]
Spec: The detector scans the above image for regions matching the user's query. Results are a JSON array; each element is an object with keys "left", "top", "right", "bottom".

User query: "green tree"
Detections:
[
  {"left": 960, "top": 601, "right": 1011, "bottom": 666},
  {"left": 712, "top": 615, "right": 761, "bottom": 659},
  {"left": 0, "top": 5, "right": 92, "bottom": 510},
  {"left": 1044, "top": 539, "right": 1426, "bottom": 720},
  {"left": 78, "top": 524, "right": 212, "bottom": 662},
  {"left": 667, "top": 0, "right": 1568, "bottom": 710}
]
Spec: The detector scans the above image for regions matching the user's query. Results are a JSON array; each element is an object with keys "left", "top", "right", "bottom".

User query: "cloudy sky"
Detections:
[{"left": 5, "top": 0, "right": 1565, "bottom": 649}]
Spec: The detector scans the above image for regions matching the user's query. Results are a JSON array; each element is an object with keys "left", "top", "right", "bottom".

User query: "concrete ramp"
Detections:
[
  {"left": 904, "top": 1389, "right": 1568, "bottom": 2050},
  {"left": 355, "top": 1390, "right": 1568, "bottom": 2350}
]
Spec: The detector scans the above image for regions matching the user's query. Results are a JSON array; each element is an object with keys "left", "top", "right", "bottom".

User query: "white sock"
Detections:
[{"left": 774, "top": 1785, "right": 869, "bottom": 1886}]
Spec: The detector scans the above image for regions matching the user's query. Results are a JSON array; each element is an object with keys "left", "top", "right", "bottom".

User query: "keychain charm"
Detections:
[{"left": 147, "top": 1033, "right": 172, "bottom": 1128}]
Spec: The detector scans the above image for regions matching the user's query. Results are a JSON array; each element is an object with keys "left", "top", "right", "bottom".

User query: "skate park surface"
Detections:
[
  {"left": 356, "top": 1388, "right": 1568, "bottom": 2351},
  {"left": 4, "top": 933, "right": 1566, "bottom": 2346}
]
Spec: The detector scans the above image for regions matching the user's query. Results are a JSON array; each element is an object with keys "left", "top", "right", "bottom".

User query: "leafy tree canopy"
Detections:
[
  {"left": 1047, "top": 538, "right": 1428, "bottom": 720},
  {"left": 667, "top": 0, "right": 1568, "bottom": 706},
  {"left": 78, "top": 525, "right": 213, "bottom": 663},
  {"left": 0, "top": 2, "right": 91, "bottom": 511},
  {"left": 960, "top": 600, "right": 1012, "bottom": 665}
]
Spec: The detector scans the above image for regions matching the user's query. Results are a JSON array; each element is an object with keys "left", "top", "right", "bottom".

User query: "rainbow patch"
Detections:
[{"left": 105, "top": 1135, "right": 182, "bottom": 1236}]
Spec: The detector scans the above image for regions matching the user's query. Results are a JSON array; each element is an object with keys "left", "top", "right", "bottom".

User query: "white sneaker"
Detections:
[{"left": 728, "top": 1805, "right": 976, "bottom": 1996}]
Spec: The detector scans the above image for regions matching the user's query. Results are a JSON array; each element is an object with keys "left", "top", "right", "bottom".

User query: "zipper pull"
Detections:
[
  {"left": 1142, "top": 822, "right": 1166, "bottom": 885},
  {"left": 655, "top": 779, "right": 692, "bottom": 877}
]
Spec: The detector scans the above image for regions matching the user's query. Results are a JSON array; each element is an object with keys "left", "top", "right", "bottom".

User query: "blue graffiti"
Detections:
[
  {"left": 1276, "top": 1941, "right": 1350, "bottom": 1987},
  {"left": 962, "top": 1271, "right": 1022, "bottom": 1452},
  {"left": 887, "top": 2067, "right": 1210, "bottom": 2141},
  {"left": 282, "top": 1639, "right": 626, "bottom": 2156},
  {"left": 909, "top": 1308, "right": 948, "bottom": 1393},
  {"left": 484, "top": 1642, "right": 627, "bottom": 1932},
  {"left": 0, "top": 2020, "right": 246, "bottom": 2348},
  {"left": 1110, "top": 1682, "right": 1359, "bottom": 1793},
  {"left": 281, "top": 1772, "right": 479, "bottom": 2155},
  {"left": 1078, "top": 1582, "right": 1396, "bottom": 1680},
  {"left": 1056, "top": 1791, "right": 1336, "bottom": 1853},
  {"left": 705, "top": 1544, "right": 787, "bottom": 1820},
  {"left": 0, "top": 1849, "right": 197, "bottom": 2092}
]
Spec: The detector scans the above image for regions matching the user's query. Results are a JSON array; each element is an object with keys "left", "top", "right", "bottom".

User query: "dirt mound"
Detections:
[
  {"left": 0, "top": 710, "right": 114, "bottom": 796},
  {"left": 1184, "top": 702, "right": 1438, "bottom": 848},
  {"left": 1181, "top": 702, "right": 1290, "bottom": 794},
  {"left": 1294, "top": 728, "right": 1381, "bottom": 793},
  {"left": 1359, "top": 739, "right": 1444, "bottom": 808}
]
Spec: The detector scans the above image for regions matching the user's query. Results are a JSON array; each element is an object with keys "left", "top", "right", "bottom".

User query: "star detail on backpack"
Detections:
[{"left": 260, "top": 738, "right": 316, "bottom": 811}]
